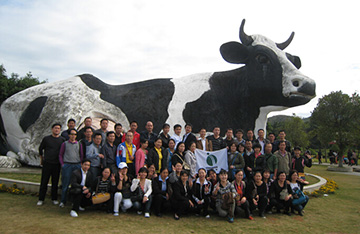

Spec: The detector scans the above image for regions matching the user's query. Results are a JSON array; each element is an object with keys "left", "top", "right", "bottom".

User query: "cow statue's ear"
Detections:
[
  {"left": 220, "top": 41, "right": 249, "bottom": 64},
  {"left": 286, "top": 52, "right": 302, "bottom": 69}
]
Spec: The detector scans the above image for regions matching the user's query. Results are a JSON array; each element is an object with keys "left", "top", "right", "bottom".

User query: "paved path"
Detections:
[{"left": 313, "top": 162, "right": 360, "bottom": 176}]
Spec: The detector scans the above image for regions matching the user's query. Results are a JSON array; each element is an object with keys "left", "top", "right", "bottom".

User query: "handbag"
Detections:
[
  {"left": 279, "top": 188, "right": 289, "bottom": 200},
  {"left": 176, "top": 154, "right": 191, "bottom": 171},
  {"left": 292, "top": 188, "right": 306, "bottom": 205},
  {"left": 91, "top": 177, "right": 111, "bottom": 204},
  {"left": 131, "top": 186, "right": 144, "bottom": 202},
  {"left": 92, "top": 192, "right": 110, "bottom": 204},
  {"left": 221, "top": 192, "right": 234, "bottom": 210}
]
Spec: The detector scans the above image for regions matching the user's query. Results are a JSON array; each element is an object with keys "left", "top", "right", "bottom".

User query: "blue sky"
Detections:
[{"left": 1, "top": 0, "right": 359, "bottom": 118}]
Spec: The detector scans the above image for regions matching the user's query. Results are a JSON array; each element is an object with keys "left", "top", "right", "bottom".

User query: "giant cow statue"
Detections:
[{"left": 0, "top": 19, "right": 315, "bottom": 166}]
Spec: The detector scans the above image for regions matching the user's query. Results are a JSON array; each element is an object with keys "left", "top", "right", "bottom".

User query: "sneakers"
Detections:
[
  {"left": 205, "top": 214, "right": 210, "bottom": 219},
  {"left": 52, "top": 200, "right": 59, "bottom": 205},
  {"left": 259, "top": 213, "right": 266, "bottom": 218},
  {"left": 144, "top": 212, "right": 150, "bottom": 218},
  {"left": 79, "top": 206, "right": 85, "bottom": 211},
  {"left": 59, "top": 202, "right": 65, "bottom": 208},
  {"left": 114, "top": 212, "right": 119, "bottom": 217},
  {"left": 228, "top": 217, "right": 234, "bottom": 223},
  {"left": 174, "top": 213, "right": 180, "bottom": 220},
  {"left": 37, "top": 201, "right": 43, "bottom": 206},
  {"left": 70, "top": 210, "right": 78, "bottom": 217},
  {"left": 137, "top": 211, "right": 142, "bottom": 215},
  {"left": 248, "top": 216, "right": 254, "bottom": 220}
]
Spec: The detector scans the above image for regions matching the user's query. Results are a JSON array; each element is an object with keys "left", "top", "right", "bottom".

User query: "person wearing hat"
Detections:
[
  {"left": 113, "top": 162, "right": 133, "bottom": 216},
  {"left": 291, "top": 146, "right": 312, "bottom": 180}
]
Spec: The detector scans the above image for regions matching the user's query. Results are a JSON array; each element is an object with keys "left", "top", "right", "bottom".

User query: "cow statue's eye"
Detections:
[{"left": 255, "top": 54, "right": 269, "bottom": 64}]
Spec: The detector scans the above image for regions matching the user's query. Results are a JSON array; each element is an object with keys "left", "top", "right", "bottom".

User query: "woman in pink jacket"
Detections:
[{"left": 135, "top": 139, "right": 148, "bottom": 176}]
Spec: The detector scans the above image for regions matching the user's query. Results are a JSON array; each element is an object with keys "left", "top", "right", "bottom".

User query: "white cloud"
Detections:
[{"left": 1, "top": 0, "right": 360, "bottom": 116}]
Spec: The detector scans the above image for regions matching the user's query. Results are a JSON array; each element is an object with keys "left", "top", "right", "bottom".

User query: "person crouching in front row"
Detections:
[
  {"left": 69, "top": 159, "right": 93, "bottom": 217},
  {"left": 213, "top": 169, "right": 236, "bottom": 223}
]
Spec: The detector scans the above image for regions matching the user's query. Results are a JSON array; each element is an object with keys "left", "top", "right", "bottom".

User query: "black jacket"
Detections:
[
  {"left": 245, "top": 181, "right": 267, "bottom": 200},
  {"left": 191, "top": 179, "right": 211, "bottom": 202},
  {"left": 152, "top": 176, "right": 170, "bottom": 197},
  {"left": 183, "top": 133, "right": 197, "bottom": 151},
  {"left": 171, "top": 152, "right": 185, "bottom": 167},
  {"left": 269, "top": 180, "right": 293, "bottom": 200},
  {"left": 147, "top": 147, "right": 169, "bottom": 172},
  {"left": 115, "top": 173, "right": 133, "bottom": 198},
  {"left": 172, "top": 180, "right": 192, "bottom": 202},
  {"left": 70, "top": 168, "right": 94, "bottom": 194},
  {"left": 291, "top": 156, "right": 312, "bottom": 173},
  {"left": 244, "top": 153, "right": 266, "bottom": 173},
  {"left": 140, "top": 131, "right": 158, "bottom": 149}
]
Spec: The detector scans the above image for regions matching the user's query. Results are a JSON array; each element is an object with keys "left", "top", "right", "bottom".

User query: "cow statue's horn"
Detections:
[
  {"left": 239, "top": 19, "right": 253, "bottom": 46},
  {"left": 276, "top": 32, "right": 295, "bottom": 50}
]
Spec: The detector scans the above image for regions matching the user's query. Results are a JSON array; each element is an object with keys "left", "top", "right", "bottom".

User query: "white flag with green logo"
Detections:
[{"left": 195, "top": 148, "right": 228, "bottom": 174}]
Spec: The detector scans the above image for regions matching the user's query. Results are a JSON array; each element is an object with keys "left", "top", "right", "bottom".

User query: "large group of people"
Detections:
[{"left": 37, "top": 117, "right": 311, "bottom": 222}]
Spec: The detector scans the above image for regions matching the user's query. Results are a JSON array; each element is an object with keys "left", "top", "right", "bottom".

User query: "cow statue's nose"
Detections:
[{"left": 296, "top": 79, "right": 316, "bottom": 97}]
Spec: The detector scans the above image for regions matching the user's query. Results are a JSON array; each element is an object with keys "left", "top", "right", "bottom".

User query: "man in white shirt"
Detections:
[
  {"left": 170, "top": 124, "right": 182, "bottom": 148},
  {"left": 255, "top": 129, "right": 269, "bottom": 154},
  {"left": 196, "top": 128, "right": 213, "bottom": 151},
  {"left": 69, "top": 159, "right": 93, "bottom": 217}
]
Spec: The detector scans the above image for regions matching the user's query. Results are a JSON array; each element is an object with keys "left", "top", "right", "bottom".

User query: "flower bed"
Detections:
[
  {"left": 304, "top": 178, "right": 338, "bottom": 197},
  {"left": 0, "top": 183, "right": 26, "bottom": 195}
]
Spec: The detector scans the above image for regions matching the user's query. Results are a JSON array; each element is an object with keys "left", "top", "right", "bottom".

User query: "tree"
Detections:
[
  {"left": 0, "top": 64, "right": 46, "bottom": 105},
  {"left": 284, "top": 115, "right": 309, "bottom": 148},
  {"left": 310, "top": 91, "right": 360, "bottom": 167}
]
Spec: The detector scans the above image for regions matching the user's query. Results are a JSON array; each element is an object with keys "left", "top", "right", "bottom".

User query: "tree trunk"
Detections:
[{"left": 338, "top": 148, "right": 344, "bottom": 167}]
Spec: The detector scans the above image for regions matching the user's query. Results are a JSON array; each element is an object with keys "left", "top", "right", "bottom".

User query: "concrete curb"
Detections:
[
  {"left": 0, "top": 177, "right": 58, "bottom": 194},
  {"left": 303, "top": 173, "right": 327, "bottom": 193}
]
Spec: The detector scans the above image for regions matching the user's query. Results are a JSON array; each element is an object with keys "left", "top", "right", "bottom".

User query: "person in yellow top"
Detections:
[
  {"left": 147, "top": 138, "right": 168, "bottom": 173},
  {"left": 116, "top": 131, "right": 137, "bottom": 177}
]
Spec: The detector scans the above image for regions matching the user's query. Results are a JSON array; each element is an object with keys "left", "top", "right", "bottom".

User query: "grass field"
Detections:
[
  {"left": 0, "top": 165, "right": 359, "bottom": 234},
  {"left": 0, "top": 173, "right": 42, "bottom": 183}
]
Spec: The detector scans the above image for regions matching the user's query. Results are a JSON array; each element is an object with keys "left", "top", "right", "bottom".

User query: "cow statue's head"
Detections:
[{"left": 219, "top": 19, "right": 316, "bottom": 107}]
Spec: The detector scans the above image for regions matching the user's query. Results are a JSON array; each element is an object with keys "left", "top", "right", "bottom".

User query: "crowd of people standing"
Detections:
[{"left": 37, "top": 117, "right": 311, "bottom": 222}]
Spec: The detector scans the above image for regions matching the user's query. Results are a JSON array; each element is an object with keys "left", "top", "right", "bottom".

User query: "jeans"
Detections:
[
  {"left": 133, "top": 195, "right": 152, "bottom": 213},
  {"left": 60, "top": 163, "right": 81, "bottom": 204}
]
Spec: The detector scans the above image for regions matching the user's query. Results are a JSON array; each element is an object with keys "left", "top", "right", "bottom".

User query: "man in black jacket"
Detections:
[
  {"left": 140, "top": 121, "right": 158, "bottom": 149},
  {"left": 183, "top": 123, "right": 197, "bottom": 151},
  {"left": 69, "top": 159, "right": 94, "bottom": 217}
]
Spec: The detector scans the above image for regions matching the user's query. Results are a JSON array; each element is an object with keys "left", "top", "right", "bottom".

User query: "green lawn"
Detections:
[
  {"left": 0, "top": 173, "right": 42, "bottom": 183},
  {"left": 0, "top": 165, "right": 359, "bottom": 234}
]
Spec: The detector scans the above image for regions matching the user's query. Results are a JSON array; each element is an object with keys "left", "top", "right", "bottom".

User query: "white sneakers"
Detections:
[
  {"left": 38, "top": 200, "right": 60, "bottom": 206},
  {"left": 79, "top": 206, "right": 85, "bottom": 211},
  {"left": 114, "top": 212, "right": 119, "bottom": 216},
  {"left": 144, "top": 212, "right": 150, "bottom": 218},
  {"left": 70, "top": 210, "right": 78, "bottom": 217},
  {"left": 59, "top": 202, "right": 65, "bottom": 208}
]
